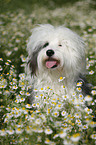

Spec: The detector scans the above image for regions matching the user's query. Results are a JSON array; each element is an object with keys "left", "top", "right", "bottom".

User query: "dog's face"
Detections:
[{"left": 27, "top": 24, "right": 86, "bottom": 77}]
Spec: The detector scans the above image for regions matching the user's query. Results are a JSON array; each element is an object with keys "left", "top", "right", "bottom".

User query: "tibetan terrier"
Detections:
[{"left": 26, "top": 24, "right": 91, "bottom": 103}]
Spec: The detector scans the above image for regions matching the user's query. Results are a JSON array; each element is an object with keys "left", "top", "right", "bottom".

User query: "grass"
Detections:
[{"left": 0, "top": 0, "right": 96, "bottom": 144}]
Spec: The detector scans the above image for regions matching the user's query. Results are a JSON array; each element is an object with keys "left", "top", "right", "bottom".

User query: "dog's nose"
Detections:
[{"left": 46, "top": 49, "right": 54, "bottom": 57}]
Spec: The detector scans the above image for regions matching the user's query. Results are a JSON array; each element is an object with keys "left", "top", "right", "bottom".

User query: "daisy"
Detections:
[
  {"left": 52, "top": 111, "right": 59, "bottom": 117},
  {"left": 0, "top": 58, "right": 3, "bottom": 61},
  {"left": 85, "top": 95, "right": 93, "bottom": 101},
  {"left": 79, "top": 94, "right": 83, "bottom": 99},
  {"left": 91, "top": 90, "right": 96, "bottom": 95},
  {"left": 26, "top": 92, "right": 30, "bottom": 96},
  {"left": 84, "top": 107, "right": 92, "bottom": 114},
  {"left": 53, "top": 134, "right": 59, "bottom": 139},
  {"left": 76, "top": 81, "right": 83, "bottom": 86},
  {"left": 91, "top": 134, "right": 96, "bottom": 140},
  {"left": 26, "top": 126, "right": 32, "bottom": 134},
  {"left": 5, "top": 62, "right": 10, "bottom": 65},
  {"left": 89, "top": 121, "right": 96, "bottom": 128},
  {"left": 70, "top": 133, "right": 81, "bottom": 142},
  {"left": 76, "top": 87, "right": 82, "bottom": 92},
  {"left": 61, "top": 110, "right": 67, "bottom": 116},
  {"left": 61, "top": 85, "right": 66, "bottom": 89},
  {"left": 25, "top": 104, "right": 32, "bottom": 108},
  {"left": 58, "top": 76, "right": 65, "bottom": 82},
  {"left": 37, "top": 128, "right": 43, "bottom": 133},
  {"left": 32, "top": 103, "right": 36, "bottom": 108},
  {"left": 16, "top": 128, "right": 23, "bottom": 134},
  {"left": 0, "top": 129, "right": 7, "bottom": 136},
  {"left": 59, "top": 130, "right": 67, "bottom": 138},
  {"left": 74, "top": 113, "right": 81, "bottom": 118},
  {"left": 7, "top": 129, "right": 14, "bottom": 135},
  {"left": 82, "top": 125, "right": 88, "bottom": 130},
  {"left": 13, "top": 85, "right": 18, "bottom": 90},
  {"left": 45, "top": 138, "right": 51, "bottom": 144},
  {"left": 89, "top": 70, "right": 94, "bottom": 75},
  {"left": 62, "top": 95, "right": 68, "bottom": 100},
  {"left": 35, "top": 118, "right": 42, "bottom": 124},
  {"left": 20, "top": 55, "right": 26, "bottom": 62},
  {"left": 45, "top": 128, "right": 53, "bottom": 135}
]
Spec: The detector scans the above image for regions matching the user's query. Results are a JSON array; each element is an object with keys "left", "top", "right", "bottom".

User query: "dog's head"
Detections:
[{"left": 27, "top": 24, "right": 86, "bottom": 79}]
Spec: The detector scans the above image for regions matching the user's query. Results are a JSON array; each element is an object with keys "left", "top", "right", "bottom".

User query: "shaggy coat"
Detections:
[{"left": 26, "top": 24, "right": 91, "bottom": 103}]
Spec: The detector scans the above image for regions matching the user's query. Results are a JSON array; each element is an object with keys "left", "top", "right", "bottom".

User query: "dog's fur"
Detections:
[{"left": 26, "top": 24, "right": 91, "bottom": 103}]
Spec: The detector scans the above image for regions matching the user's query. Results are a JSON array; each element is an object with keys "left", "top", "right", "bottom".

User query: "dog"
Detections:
[{"left": 26, "top": 24, "right": 91, "bottom": 104}]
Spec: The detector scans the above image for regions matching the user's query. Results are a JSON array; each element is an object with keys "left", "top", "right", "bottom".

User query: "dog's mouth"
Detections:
[{"left": 45, "top": 58, "right": 60, "bottom": 69}]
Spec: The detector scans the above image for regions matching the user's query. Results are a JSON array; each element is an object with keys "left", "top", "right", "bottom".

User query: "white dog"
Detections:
[{"left": 26, "top": 24, "right": 91, "bottom": 103}]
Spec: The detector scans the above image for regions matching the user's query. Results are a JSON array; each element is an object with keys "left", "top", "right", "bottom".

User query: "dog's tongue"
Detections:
[{"left": 46, "top": 61, "right": 57, "bottom": 68}]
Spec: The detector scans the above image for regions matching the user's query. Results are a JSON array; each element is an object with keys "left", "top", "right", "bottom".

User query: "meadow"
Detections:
[{"left": 0, "top": 0, "right": 96, "bottom": 144}]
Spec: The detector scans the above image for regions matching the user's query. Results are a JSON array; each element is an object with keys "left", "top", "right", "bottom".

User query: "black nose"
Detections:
[{"left": 46, "top": 49, "right": 54, "bottom": 57}]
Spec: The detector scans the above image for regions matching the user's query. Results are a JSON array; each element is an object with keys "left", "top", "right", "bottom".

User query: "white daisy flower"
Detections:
[
  {"left": 63, "top": 140, "right": 73, "bottom": 145},
  {"left": 45, "top": 138, "right": 51, "bottom": 144},
  {"left": 0, "top": 129, "right": 7, "bottom": 136},
  {"left": 62, "top": 95, "right": 67, "bottom": 100},
  {"left": 25, "top": 104, "right": 32, "bottom": 108},
  {"left": 76, "top": 119, "right": 81, "bottom": 124},
  {"left": 13, "top": 85, "right": 18, "bottom": 90},
  {"left": 77, "top": 122, "right": 82, "bottom": 127},
  {"left": 19, "top": 98, "right": 25, "bottom": 103},
  {"left": 52, "top": 111, "right": 59, "bottom": 117},
  {"left": 35, "top": 118, "right": 42, "bottom": 125},
  {"left": 84, "top": 107, "right": 92, "bottom": 114},
  {"left": 74, "top": 113, "right": 81, "bottom": 118},
  {"left": 76, "top": 87, "right": 82, "bottom": 92},
  {"left": 70, "top": 133, "right": 81, "bottom": 142},
  {"left": 53, "top": 134, "right": 59, "bottom": 139},
  {"left": 7, "top": 130, "right": 14, "bottom": 135},
  {"left": 5, "top": 62, "right": 10, "bottom": 65},
  {"left": 0, "top": 58, "right": 3, "bottom": 61},
  {"left": 61, "top": 110, "right": 67, "bottom": 116},
  {"left": 82, "top": 125, "right": 88, "bottom": 130},
  {"left": 61, "top": 85, "right": 66, "bottom": 89},
  {"left": 54, "top": 121, "right": 62, "bottom": 127},
  {"left": 59, "top": 130, "right": 67, "bottom": 138},
  {"left": 79, "top": 94, "right": 83, "bottom": 99},
  {"left": 20, "top": 91, "right": 25, "bottom": 95},
  {"left": 76, "top": 81, "right": 83, "bottom": 86},
  {"left": 91, "top": 134, "right": 96, "bottom": 140},
  {"left": 91, "top": 90, "right": 96, "bottom": 95},
  {"left": 32, "top": 103, "right": 36, "bottom": 108},
  {"left": 26, "top": 126, "right": 32, "bottom": 134},
  {"left": 26, "top": 92, "right": 30, "bottom": 96},
  {"left": 15, "top": 128, "right": 23, "bottom": 134},
  {"left": 20, "top": 55, "right": 26, "bottom": 62},
  {"left": 85, "top": 95, "right": 93, "bottom": 101},
  {"left": 89, "top": 121, "right": 96, "bottom": 128},
  {"left": 58, "top": 76, "right": 65, "bottom": 82},
  {"left": 45, "top": 128, "right": 53, "bottom": 135},
  {"left": 37, "top": 128, "right": 43, "bottom": 133},
  {"left": 89, "top": 70, "right": 94, "bottom": 75}
]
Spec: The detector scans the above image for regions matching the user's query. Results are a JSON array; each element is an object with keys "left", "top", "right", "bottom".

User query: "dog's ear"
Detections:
[{"left": 28, "top": 53, "right": 37, "bottom": 76}]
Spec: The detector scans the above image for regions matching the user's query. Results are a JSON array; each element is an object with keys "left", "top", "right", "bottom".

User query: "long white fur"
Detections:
[{"left": 26, "top": 24, "right": 86, "bottom": 98}]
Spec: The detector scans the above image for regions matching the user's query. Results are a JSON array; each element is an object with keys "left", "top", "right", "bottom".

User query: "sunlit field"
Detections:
[{"left": 0, "top": 0, "right": 96, "bottom": 144}]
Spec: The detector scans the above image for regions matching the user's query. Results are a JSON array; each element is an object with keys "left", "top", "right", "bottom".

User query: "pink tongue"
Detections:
[{"left": 46, "top": 61, "right": 57, "bottom": 68}]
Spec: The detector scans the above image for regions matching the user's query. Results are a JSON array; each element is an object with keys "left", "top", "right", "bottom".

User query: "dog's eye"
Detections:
[
  {"left": 58, "top": 44, "right": 62, "bottom": 47},
  {"left": 43, "top": 42, "right": 49, "bottom": 48}
]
